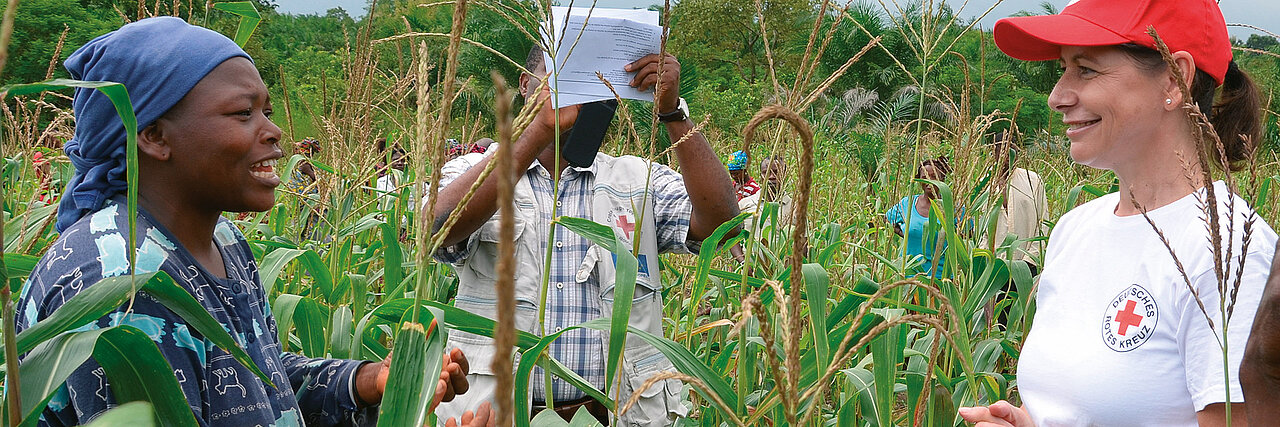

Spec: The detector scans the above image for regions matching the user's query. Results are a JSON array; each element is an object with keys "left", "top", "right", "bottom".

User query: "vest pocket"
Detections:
[
  {"left": 619, "top": 346, "right": 687, "bottom": 426},
  {"left": 600, "top": 277, "right": 663, "bottom": 339},
  {"left": 477, "top": 213, "right": 525, "bottom": 243}
]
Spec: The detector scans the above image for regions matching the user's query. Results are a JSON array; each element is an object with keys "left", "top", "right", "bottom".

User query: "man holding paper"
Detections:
[{"left": 430, "top": 27, "right": 739, "bottom": 425}]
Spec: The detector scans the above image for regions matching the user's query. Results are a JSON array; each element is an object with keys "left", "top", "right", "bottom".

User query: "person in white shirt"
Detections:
[
  {"left": 959, "top": 0, "right": 1277, "bottom": 425},
  {"left": 990, "top": 133, "right": 1048, "bottom": 270}
]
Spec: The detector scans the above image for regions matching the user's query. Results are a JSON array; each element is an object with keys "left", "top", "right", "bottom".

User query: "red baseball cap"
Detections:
[{"left": 993, "top": 0, "right": 1232, "bottom": 84}]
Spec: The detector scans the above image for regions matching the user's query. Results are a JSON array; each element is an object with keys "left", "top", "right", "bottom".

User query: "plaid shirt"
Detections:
[{"left": 435, "top": 150, "right": 694, "bottom": 403}]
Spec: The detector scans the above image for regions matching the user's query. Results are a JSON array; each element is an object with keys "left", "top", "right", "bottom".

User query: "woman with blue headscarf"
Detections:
[{"left": 16, "top": 17, "right": 487, "bottom": 426}]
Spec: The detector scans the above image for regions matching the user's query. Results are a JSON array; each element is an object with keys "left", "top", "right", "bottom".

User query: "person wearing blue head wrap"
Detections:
[
  {"left": 725, "top": 150, "right": 759, "bottom": 201},
  {"left": 58, "top": 16, "right": 250, "bottom": 232},
  {"left": 20, "top": 16, "right": 489, "bottom": 427}
]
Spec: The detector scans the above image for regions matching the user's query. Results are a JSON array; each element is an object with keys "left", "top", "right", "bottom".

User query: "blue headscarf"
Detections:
[
  {"left": 726, "top": 150, "right": 749, "bottom": 171},
  {"left": 57, "top": 16, "right": 250, "bottom": 232}
]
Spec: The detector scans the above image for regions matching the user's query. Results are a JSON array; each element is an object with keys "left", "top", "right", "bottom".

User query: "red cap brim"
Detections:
[{"left": 994, "top": 14, "right": 1132, "bottom": 62}]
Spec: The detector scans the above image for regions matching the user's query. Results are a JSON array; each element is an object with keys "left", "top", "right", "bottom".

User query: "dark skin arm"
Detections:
[
  {"left": 626, "top": 53, "right": 739, "bottom": 242},
  {"left": 432, "top": 88, "right": 579, "bottom": 247},
  {"left": 1242, "top": 241, "right": 1280, "bottom": 425}
]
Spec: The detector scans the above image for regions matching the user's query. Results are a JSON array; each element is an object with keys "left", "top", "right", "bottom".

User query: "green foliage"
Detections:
[{"left": 0, "top": 0, "right": 121, "bottom": 85}]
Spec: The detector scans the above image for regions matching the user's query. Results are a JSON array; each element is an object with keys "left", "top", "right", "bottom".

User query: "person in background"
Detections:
[
  {"left": 470, "top": 137, "right": 493, "bottom": 154},
  {"left": 14, "top": 17, "right": 484, "bottom": 426},
  {"left": 374, "top": 137, "right": 409, "bottom": 212},
  {"left": 726, "top": 150, "right": 760, "bottom": 201},
  {"left": 738, "top": 155, "right": 792, "bottom": 223},
  {"left": 989, "top": 131, "right": 1048, "bottom": 271},
  {"left": 279, "top": 137, "right": 325, "bottom": 237},
  {"left": 884, "top": 157, "right": 955, "bottom": 278},
  {"left": 32, "top": 151, "right": 57, "bottom": 203},
  {"left": 283, "top": 137, "right": 321, "bottom": 197},
  {"left": 446, "top": 138, "right": 467, "bottom": 160},
  {"left": 960, "top": 0, "right": 1276, "bottom": 424},
  {"left": 731, "top": 155, "right": 793, "bottom": 264}
]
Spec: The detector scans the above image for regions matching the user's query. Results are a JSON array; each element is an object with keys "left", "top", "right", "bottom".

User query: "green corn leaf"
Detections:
[
  {"left": 1066, "top": 183, "right": 1111, "bottom": 209},
  {"left": 2, "top": 79, "right": 140, "bottom": 278},
  {"left": 553, "top": 217, "right": 614, "bottom": 248},
  {"left": 708, "top": 269, "right": 767, "bottom": 288},
  {"left": 798, "top": 312, "right": 884, "bottom": 389},
  {"left": 82, "top": 401, "right": 156, "bottom": 427},
  {"left": 353, "top": 298, "right": 549, "bottom": 359},
  {"left": 211, "top": 1, "right": 261, "bottom": 47},
  {"left": 840, "top": 367, "right": 880, "bottom": 427},
  {"left": 17, "top": 325, "right": 195, "bottom": 426},
  {"left": 802, "top": 264, "right": 832, "bottom": 370},
  {"left": 329, "top": 305, "right": 354, "bottom": 359},
  {"left": 3, "top": 253, "right": 38, "bottom": 280},
  {"left": 554, "top": 216, "right": 637, "bottom": 394},
  {"left": 1256, "top": 175, "right": 1276, "bottom": 208},
  {"left": 273, "top": 294, "right": 328, "bottom": 357},
  {"left": 4, "top": 272, "right": 269, "bottom": 386},
  {"left": 870, "top": 320, "right": 907, "bottom": 427},
  {"left": 964, "top": 253, "right": 1009, "bottom": 318},
  {"left": 529, "top": 409, "right": 569, "bottom": 426},
  {"left": 376, "top": 308, "right": 446, "bottom": 427},
  {"left": 580, "top": 319, "right": 740, "bottom": 412},
  {"left": 513, "top": 326, "right": 598, "bottom": 427},
  {"left": 380, "top": 223, "right": 404, "bottom": 296},
  {"left": 1, "top": 255, "right": 7, "bottom": 292},
  {"left": 259, "top": 248, "right": 334, "bottom": 302},
  {"left": 683, "top": 212, "right": 752, "bottom": 355},
  {"left": 603, "top": 242, "right": 636, "bottom": 395},
  {"left": 928, "top": 383, "right": 956, "bottom": 427},
  {"left": 3, "top": 204, "right": 57, "bottom": 252},
  {"left": 259, "top": 248, "right": 307, "bottom": 293}
]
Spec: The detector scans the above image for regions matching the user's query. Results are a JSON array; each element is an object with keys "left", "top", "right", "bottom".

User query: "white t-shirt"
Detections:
[{"left": 1018, "top": 181, "right": 1277, "bottom": 426}]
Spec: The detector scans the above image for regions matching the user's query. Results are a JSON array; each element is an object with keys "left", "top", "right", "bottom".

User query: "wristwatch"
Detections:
[{"left": 657, "top": 97, "right": 689, "bottom": 123}]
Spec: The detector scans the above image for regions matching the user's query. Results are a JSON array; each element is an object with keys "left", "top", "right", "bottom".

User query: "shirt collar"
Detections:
[{"left": 527, "top": 156, "right": 598, "bottom": 177}]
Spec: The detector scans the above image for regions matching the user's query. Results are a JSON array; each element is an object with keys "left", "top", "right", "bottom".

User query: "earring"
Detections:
[{"left": 1165, "top": 98, "right": 1173, "bottom": 105}]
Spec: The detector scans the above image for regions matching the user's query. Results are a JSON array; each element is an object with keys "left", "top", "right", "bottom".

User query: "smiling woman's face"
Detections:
[
  {"left": 153, "top": 57, "right": 283, "bottom": 214},
  {"left": 1049, "top": 45, "right": 1170, "bottom": 171}
]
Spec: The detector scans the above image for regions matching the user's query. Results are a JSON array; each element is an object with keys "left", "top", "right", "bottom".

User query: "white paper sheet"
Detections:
[{"left": 540, "top": 6, "right": 662, "bottom": 107}]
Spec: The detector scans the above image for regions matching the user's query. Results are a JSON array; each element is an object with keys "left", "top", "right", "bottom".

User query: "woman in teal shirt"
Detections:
[{"left": 885, "top": 157, "right": 953, "bottom": 278}]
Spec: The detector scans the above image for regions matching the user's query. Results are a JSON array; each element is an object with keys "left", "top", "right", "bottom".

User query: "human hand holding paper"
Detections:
[
  {"left": 625, "top": 53, "right": 682, "bottom": 114},
  {"left": 542, "top": 6, "right": 663, "bottom": 107}
]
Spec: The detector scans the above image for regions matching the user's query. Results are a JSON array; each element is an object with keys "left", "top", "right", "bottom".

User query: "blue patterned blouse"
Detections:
[{"left": 16, "top": 197, "right": 377, "bottom": 426}]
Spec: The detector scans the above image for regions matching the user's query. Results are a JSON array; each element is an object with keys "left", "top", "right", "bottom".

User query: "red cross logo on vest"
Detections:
[
  {"left": 616, "top": 214, "right": 635, "bottom": 239},
  {"left": 1101, "top": 284, "right": 1159, "bottom": 352}
]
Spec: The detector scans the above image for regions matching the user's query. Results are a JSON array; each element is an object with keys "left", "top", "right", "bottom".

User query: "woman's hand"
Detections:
[{"left": 958, "top": 401, "right": 1035, "bottom": 427}]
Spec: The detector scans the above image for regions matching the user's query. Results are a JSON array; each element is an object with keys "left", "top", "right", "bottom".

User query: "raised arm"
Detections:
[
  {"left": 431, "top": 89, "right": 578, "bottom": 247},
  {"left": 626, "top": 53, "right": 739, "bottom": 242}
]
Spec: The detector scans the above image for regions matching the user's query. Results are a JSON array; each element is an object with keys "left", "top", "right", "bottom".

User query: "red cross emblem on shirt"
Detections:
[
  {"left": 616, "top": 214, "right": 635, "bottom": 239},
  {"left": 1115, "top": 300, "right": 1144, "bottom": 336}
]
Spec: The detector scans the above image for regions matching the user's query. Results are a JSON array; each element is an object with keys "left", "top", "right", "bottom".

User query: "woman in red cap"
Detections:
[{"left": 958, "top": 0, "right": 1278, "bottom": 425}]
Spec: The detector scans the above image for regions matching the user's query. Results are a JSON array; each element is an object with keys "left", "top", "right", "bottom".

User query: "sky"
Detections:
[{"left": 272, "top": 0, "right": 1277, "bottom": 39}]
